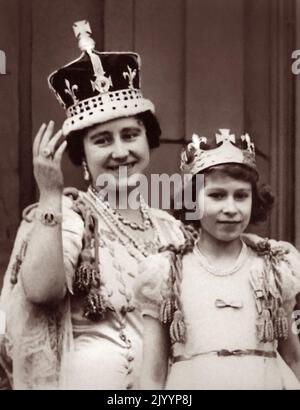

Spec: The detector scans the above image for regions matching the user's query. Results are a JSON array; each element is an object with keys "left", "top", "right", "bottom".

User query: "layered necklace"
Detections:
[{"left": 87, "top": 186, "right": 161, "bottom": 258}]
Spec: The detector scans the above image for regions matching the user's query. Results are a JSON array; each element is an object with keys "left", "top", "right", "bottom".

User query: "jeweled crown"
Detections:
[
  {"left": 48, "top": 20, "right": 154, "bottom": 137},
  {"left": 180, "top": 129, "right": 257, "bottom": 176}
]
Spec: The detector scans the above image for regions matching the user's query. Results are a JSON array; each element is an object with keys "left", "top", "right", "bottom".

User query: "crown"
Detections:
[
  {"left": 48, "top": 20, "right": 155, "bottom": 136},
  {"left": 180, "top": 129, "right": 257, "bottom": 176}
]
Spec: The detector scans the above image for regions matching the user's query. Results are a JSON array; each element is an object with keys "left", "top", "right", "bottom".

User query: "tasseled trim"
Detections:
[
  {"left": 170, "top": 311, "right": 186, "bottom": 344},
  {"left": 160, "top": 296, "right": 176, "bottom": 324},
  {"left": 250, "top": 239, "right": 289, "bottom": 342},
  {"left": 83, "top": 291, "right": 107, "bottom": 321},
  {"left": 10, "top": 241, "right": 28, "bottom": 285},
  {"left": 72, "top": 197, "right": 114, "bottom": 322},
  {"left": 158, "top": 224, "right": 198, "bottom": 344},
  {"left": 274, "top": 307, "right": 289, "bottom": 339},
  {"left": 74, "top": 250, "right": 100, "bottom": 293}
]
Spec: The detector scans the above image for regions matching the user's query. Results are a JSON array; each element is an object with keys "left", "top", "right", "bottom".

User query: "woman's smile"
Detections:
[
  {"left": 217, "top": 220, "right": 242, "bottom": 225},
  {"left": 83, "top": 117, "right": 150, "bottom": 189}
]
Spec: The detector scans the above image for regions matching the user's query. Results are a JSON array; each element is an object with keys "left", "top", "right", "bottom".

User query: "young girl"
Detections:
[{"left": 135, "top": 129, "right": 300, "bottom": 390}]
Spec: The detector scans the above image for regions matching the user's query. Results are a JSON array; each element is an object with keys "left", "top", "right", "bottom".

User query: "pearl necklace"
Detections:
[
  {"left": 195, "top": 241, "right": 248, "bottom": 277},
  {"left": 87, "top": 187, "right": 161, "bottom": 258}
]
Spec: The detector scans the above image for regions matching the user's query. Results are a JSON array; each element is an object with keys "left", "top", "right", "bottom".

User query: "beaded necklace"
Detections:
[
  {"left": 87, "top": 187, "right": 161, "bottom": 258},
  {"left": 194, "top": 241, "right": 248, "bottom": 277},
  {"left": 90, "top": 186, "right": 152, "bottom": 231}
]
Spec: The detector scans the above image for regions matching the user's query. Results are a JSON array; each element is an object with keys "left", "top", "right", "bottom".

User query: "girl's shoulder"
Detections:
[
  {"left": 247, "top": 239, "right": 300, "bottom": 304},
  {"left": 247, "top": 238, "right": 299, "bottom": 267}
]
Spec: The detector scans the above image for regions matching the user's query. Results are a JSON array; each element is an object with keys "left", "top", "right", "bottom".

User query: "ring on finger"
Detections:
[{"left": 41, "top": 147, "right": 54, "bottom": 159}]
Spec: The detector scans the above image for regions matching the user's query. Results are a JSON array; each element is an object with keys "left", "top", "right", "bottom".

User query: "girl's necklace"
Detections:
[{"left": 195, "top": 240, "right": 248, "bottom": 277}]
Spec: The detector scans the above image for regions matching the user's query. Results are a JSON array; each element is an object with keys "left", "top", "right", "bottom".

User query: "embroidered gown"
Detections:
[
  {"left": 135, "top": 241, "right": 300, "bottom": 390},
  {"left": 0, "top": 189, "right": 183, "bottom": 390}
]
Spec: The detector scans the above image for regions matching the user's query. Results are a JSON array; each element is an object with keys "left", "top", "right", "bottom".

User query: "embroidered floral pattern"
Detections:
[
  {"left": 64, "top": 79, "right": 79, "bottom": 104},
  {"left": 249, "top": 240, "right": 289, "bottom": 342},
  {"left": 123, "top": 65, "right": 137, "bottom": 89}
]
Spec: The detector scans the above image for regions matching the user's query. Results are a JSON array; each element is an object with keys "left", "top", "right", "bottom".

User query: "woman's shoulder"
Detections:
[
  {"left": 135, "top": 252, "right": 172, "bottom": 318},
  {"left": 150, "top": 208, "right": 185, "bottom": 245},
  {"left": 150, "top": 208, "right": 178, "bottom": 222}
]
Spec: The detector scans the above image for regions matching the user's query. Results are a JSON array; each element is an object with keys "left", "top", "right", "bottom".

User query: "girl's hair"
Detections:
[
  {"left": 173, "top": 163, "right": 274, "bottom": 229},
  {"left": 66, "top": 110, "right": 161, "bottom": 166}
]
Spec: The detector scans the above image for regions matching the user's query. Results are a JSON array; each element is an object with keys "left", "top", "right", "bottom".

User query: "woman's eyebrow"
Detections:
[
  {"left": 121, "top": 126, "right": 141, "bottom": 133},
  {"left": 89, "top": 131, "right": 111, "bottom": 140},
  {"left": 205, "top": 187, "right": 226, "bottom": 191},
  {"left": 236, "top": 188, "right": 252, "bottom": 192}
]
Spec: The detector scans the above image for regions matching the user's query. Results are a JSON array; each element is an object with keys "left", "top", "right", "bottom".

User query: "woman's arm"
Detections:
[
  {"left": 139, "top": 316, "right": 170, "bottom": 389},
  {"left": 20, "top": 122, "right": 68, "bottom": 305}
]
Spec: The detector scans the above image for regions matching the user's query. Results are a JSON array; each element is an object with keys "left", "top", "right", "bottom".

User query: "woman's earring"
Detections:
[{"left": 82, "top": 160, "right": 90, "bottom": 181}]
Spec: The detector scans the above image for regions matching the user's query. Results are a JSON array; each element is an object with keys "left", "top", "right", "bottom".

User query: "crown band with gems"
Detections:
[
  {"left": 63, "top": 89, "right": 154, "bottom": 135},
  {"left": 180, "top": 129, "right": 257, "bottom": 177},
  {"left": 48, "top": 20, "right": 155, "bottom": 137}
]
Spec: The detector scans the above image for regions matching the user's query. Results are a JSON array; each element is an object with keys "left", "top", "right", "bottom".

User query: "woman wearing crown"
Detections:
[
  {"left": 136, "top": 129, "right": 300, "bottom": 389},
  {"left": 0, "top": 21, "right": 186, "bottom": 390}
]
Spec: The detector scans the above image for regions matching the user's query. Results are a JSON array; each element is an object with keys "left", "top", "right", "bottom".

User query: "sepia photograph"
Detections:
[{"left": 0, "top": 0, "right": 300, "bottom": 391}]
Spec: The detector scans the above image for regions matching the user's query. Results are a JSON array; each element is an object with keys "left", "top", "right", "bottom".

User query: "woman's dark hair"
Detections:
[
  {"left": 66, "top": 110, "right": 161, "bottom": 166},
  {"left": 173, "top": 163, "right": 274, "bottom": 229}
]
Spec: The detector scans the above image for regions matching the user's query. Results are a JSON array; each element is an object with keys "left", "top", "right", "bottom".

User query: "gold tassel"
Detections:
[
  {"left": 256, "top": 314, "right": 266, "bottom": 342},
  {"left": 169, "top": 310, "right": 186, "bottom": 343},
  {"left": 264, "top": 317, "right": 274, "bottom": 342},
  {"left": 160, "top": 297, "right": 175, "bottom": 324},
  {"left": 74, "top": 261, "right": 95, "bottom": 293},
  {"left": 275, "top": 307, "right": 288, "bottom": 340},
  {"left": 83, "top": 291, "right": 107, "bottom": 321},
  {"left": 10, "top": 241, "right": 27, "bottom": 285},
  {"left": 256, "top": 309, "right": 274, "bottom": 343}
]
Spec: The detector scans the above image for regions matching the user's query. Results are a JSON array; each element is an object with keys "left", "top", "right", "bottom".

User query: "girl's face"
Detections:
[
  {"left": 200, "top": 170, "right": 252, "bottom": 242},
  {"left": 83, "top": 116, "right": 150, "bottom": 189}
]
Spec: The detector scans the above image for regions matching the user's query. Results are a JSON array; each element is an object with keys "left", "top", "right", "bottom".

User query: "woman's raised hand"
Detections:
[{"left": 33, "top": 121, "right": 67, "bottom": 195}]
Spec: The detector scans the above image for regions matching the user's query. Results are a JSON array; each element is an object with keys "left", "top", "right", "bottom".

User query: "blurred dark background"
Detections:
[{"left": 1, "top": 0, "right": 300, "bottom": 288}]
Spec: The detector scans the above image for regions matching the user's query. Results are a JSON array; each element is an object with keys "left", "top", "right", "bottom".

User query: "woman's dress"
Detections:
[{"left": 0, "top": 188, "right": 183, "bottom": 389}]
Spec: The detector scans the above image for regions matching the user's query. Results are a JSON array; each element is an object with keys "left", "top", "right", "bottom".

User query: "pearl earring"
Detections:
[{"left": 82, "top": 160, "right": 90, "bottom": 181}]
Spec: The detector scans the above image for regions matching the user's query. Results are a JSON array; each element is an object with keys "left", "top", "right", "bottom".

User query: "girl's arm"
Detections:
[
  {"left": 139, "top": 316, "right": 170, "bottom": 389},
  {"left": 278, "top": 308, "right": 300, "bottom": 381},
  {"left": 20, "top": 122, "right": 68, "bottom": 305}
]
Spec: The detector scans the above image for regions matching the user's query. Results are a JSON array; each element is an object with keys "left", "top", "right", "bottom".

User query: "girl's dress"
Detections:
[
  {"left": 0, "top": 188, "right": 183, "bottom": 389},
  {"left": 135, "top": 240, "right": 300, "bottom": 390}
]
